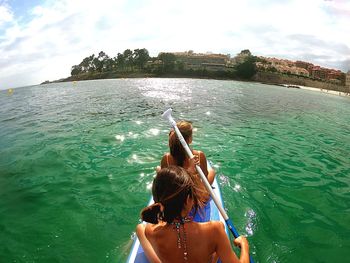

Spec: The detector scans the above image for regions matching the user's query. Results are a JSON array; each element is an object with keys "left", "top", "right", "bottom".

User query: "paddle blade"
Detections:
[{"left": 162, "top": 108, "right": 172, "bottom": 120}]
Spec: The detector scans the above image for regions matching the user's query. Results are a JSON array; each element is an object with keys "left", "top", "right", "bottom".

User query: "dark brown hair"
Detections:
[
  {"left": 169, "top": 121, "right": 193, "bottom": 167},
  {"left": 141, "top": 166, "right": 208, "bottom": 224}
]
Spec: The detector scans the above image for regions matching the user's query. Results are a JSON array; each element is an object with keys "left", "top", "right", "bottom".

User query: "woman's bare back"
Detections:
[
  {"left": 145, "top": 221, "right": 220, "bottom": 263},
  {"left": 161, "top": 150, "right": 208, "bottom": 177}
]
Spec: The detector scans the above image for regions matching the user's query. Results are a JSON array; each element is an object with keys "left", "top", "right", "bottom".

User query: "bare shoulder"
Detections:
[
  {"left": 136, "top": 223, "right": 145, "bottom": 236},
  {"left": 161, "top": 153, "right": 169, "bottom": 160},
  {"left": 200, "top": 221, "right": 225, "bottom": 233},
  {"left": 160, "top": 153, "right": 170, "bottom": 168},
  {"left": 145, "top": 222, "right": 166, "bottom": 236},
  {"left": 144, "top": 223, "right": 157, "bottom": 236},
  {"left": 201, "top": 221, "right": 229, "bottom": 249},
  {"left": 209, "top": 220, "right": 224, "bottom": 229}
]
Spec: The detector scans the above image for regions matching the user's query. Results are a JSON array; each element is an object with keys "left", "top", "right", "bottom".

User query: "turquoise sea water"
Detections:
[{"left": 0, "top": 78, "right": 349, "bottom": 263}]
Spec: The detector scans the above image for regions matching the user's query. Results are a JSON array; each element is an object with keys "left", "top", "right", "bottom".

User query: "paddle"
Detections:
[{"left": 162, "top": 108, "right": 255, "bottom": 263}]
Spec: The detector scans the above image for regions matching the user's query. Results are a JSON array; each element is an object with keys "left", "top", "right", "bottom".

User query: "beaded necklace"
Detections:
[{"left": 170, "top": 217, "right": 192, "bottom": 261}]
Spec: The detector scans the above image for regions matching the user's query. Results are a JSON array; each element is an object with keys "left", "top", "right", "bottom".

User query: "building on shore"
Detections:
[
  {"left": 256, "top": 57, "right": 346, "bottom": 85},
  {"left": 346, "top": 71, "right": 350, "bottom": 92},
  {"left": 259, "top": 57, "right": 309, "bottom": 76},
  {"left": 308, "top": 66, "right": 345, "bottom": 84},
  {"left": 310, "top": 66, "right": 327, "bottom": 80},
  {"left": 172, "top": 51, "right": 229, "bottom": 71},
  {"left": 295, "top": 60, "right": 313, "bottom": 70}
]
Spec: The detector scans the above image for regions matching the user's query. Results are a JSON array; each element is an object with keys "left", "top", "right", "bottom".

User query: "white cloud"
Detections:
[
  {"left": 0, "top": 4, "right": 13, "bottom": 27},
  {"left": 0, "top": 0, "right": 349, "bottom": 90}
]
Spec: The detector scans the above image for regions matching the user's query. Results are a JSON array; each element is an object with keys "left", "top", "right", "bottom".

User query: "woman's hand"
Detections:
[
  {"left": 233, "top": 236, "right": 249, "bottom": 250},
  {"left": 191, "top": 155, "right": 200, "bottom": 166}
]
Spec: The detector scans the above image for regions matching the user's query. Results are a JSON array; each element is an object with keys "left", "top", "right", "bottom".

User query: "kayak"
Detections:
[{"left": 126, "top": 163, "right": 228, "bottom": 263}]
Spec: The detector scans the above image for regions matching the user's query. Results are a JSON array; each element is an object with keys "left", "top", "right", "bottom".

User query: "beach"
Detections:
[{"left": 282, "top": 83, "right": 350, "bottom": 97}]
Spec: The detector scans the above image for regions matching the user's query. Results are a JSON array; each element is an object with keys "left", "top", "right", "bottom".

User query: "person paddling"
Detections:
[
  {"left": 157, "top": 120, "right": 216, "bottom": 222},
  {"left": 159, "top": 120, "right": 215, "bottom": 185},
  {"left": 136, "top": 166, "right": 250, "bottom": 263}
]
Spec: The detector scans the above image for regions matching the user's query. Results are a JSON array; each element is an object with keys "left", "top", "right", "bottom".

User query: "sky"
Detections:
[{"left": 0, "top": 0, "right": 349, "bottom": 89}]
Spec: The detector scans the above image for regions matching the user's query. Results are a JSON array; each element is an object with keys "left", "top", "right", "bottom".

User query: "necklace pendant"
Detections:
[{"left": 184, "top": 252, "right": 188, "bottom": 260}]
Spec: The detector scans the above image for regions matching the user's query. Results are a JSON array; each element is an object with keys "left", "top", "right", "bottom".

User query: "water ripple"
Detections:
[{"left": 1, "top": 79, "right": 350, "bottom": 263}]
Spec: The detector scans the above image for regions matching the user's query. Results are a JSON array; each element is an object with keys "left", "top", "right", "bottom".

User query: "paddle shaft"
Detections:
[{"left": 163, "top": 109, "right": 255, "bottom": 263}]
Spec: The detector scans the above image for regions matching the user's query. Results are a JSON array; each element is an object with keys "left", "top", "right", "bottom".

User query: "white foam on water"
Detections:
[
  {"left": 127, "top": 153, "right": 147, "bottom": 164},
  {"left": 219, "top": 174, "right": 230, "bottom": 187},
  {"left": 205, "top": 111, "right": 211, "bottom": 115},
  {"left": 135, "top": 120, "right": 143, "bottom": 125},
  {"left": 130, "top": 232, "right": 136, "bottom": 240},
  {"left": 146, "top": 181, "right": 152, "bottom": 190},
  {"left": 245, "top": 209, "right": 256, "bottom": 236},
  {"left": 115, "top": 135, "right": 125, "bottom": 142},
  {"left": 193, "top": 128, "right": 198, "bottom": 132},
  {"left": 149, "top": 128, "right": 160, "bottom": 136},
  {"left": 128, "top": 132, "right": 139, "bottom": 139},
  {"left": 127, "top": 153, "right": 139, "bottom": 163},
  {"left": 233, "top": 184, "right": 241, "bottom": 192},
  {"left": 140, "top": 173, "right": 145, "bottom": 177}
]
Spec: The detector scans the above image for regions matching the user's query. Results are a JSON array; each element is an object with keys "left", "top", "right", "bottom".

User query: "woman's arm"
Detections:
[
  {"left": 233, "top": 236, "right": 250, "bottom": 263},
  {"left": 198, "top": 151, "right": 216, "bottom": 185},
  {"left": 199, "top": 151, "right": 217, "bottom": 185},
  {"left": 207, "top": 167, "right": 216, "bottom": 185},
  {"left": 198, "top": 151, "right": 208, "bottom": 177},
  {"left": 214, "top": 222, "right": 249, "bottom": 263},
  {"left": 136, "top": 224, "right": 161, "bottom": 263}
]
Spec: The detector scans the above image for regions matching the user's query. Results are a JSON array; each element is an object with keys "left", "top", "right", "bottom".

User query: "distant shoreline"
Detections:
[
  {"left": 256, "top": 82, "right": 349, "bottom": 97},
  {"left": 39, "top": 73, "right": 350, "bottom": 99},
  {"left": 41, "top": 71, "right": 350, "bottom": 98},
  {"left": 40, "top": 48, "right": 350, "bottom": 95},
  {"left": 297, "top": 85, "right": 350, "bottom": 97}
]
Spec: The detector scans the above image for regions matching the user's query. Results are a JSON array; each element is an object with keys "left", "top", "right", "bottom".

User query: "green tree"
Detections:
[
  {"left": 133, "top": 48, "right": 150, "bottom": 69},
  {"left": 104, "top": 57, "right": 115, "bottom": 71},
  {"left": 239, "top": 49, "right": 252, "bottom": 56},
  {"left": 176, "top": 60, "right": 185, "bottom": 71},
  {"left": 268, "top": 66, "right": 277, "bottom": 73},
  {"left": 92, "top": 51, "right": 111, "bottom": 73},
  {"left": 158, "top": 52, "right": 176, "bottom": 72},
  {"left": 71, "top": 65, "right": 82, "bottom": 76},
  {"left": 77, "top": 54, "right": 96, "bottom": 73},
  {"left": 235, "top": 56, "right": 257, "bottom": 79},
  {"left": 123, "top": 49, "right": 134, "bottom": 70},
  {"left": 116, "top": 53, "right": 125, "bottom": 70}
]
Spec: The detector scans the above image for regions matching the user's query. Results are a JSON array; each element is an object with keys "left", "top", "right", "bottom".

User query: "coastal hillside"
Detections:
[{"left": 43, "top": 48, "right": 350, "bottom": 93}]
